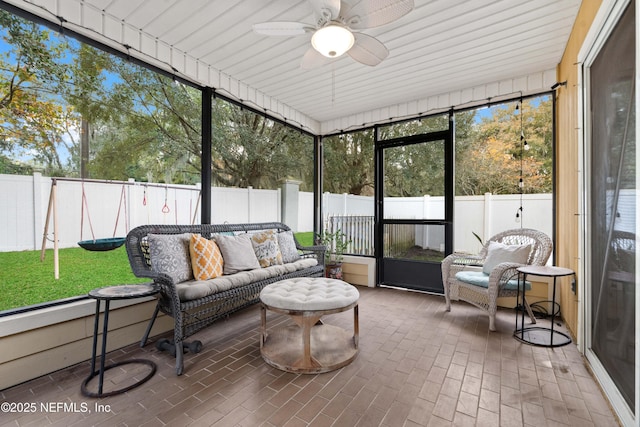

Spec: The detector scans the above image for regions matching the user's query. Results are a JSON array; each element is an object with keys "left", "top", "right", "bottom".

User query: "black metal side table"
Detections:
[
  {"left": 514, "top": 265, "right": 574, "bottom": 347},
  {"left": 81, "top": 283, "right": 158, "bottom": 397}
]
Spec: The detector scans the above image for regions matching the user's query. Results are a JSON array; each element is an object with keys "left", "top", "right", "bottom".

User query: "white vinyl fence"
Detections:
[
  {"left": 1, "top": 173, "right": 553, "bottom": 254},
  {"left": 0, "top": 174, "right": 313, "bottom": 251},
  {"left": 322, "top": 192, "right": 554, "bottom": 255}
]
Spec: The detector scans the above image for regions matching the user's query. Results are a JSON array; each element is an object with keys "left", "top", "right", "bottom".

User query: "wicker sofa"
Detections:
[{"left": 125, "top": 222, "right": 325, "bottom": 375}]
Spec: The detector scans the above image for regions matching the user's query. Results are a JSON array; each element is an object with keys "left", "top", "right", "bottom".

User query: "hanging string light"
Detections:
[
  {"left": 522, "top": 132, "right": 529, "bottom": 151},
  {"left": 515, "top": 96, "right": 525, "bottom": 224}
]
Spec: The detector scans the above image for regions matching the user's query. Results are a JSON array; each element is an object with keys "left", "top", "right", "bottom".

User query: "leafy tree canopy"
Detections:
[
  {"left": 0, "top": 10, "right": 552, "bottom": 197},
  {"left": 456, "top": 98, "right": 552, "bottom": 195}
]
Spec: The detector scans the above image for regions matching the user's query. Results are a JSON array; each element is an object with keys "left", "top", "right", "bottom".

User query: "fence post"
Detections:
[
  {"left": 342, "top": 193, "right": 348, "bottom": 215},
  {"left": 422, "top": 195, "right": 430, "bottom": 249},
  {"left": 32, "top": 172, "right": 43, "bottom": 250},
  {"left": 127, "top": 178, "right": 135, "bottom": 231},
  {"left": 247, "top": 186, "right": 253, "bottom": 223},
  {"left": 322, "top": 192, "right": 330, "bottom": 230},
  {"left": 484, "top": 192, "right": 492, "bottom": 242},
  {"left": 281, "top": 180, "right": 300, "bottom": 231}
]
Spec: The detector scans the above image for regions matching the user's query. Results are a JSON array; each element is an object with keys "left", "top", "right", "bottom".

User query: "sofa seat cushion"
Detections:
[
  {"left": 455, "top": 271, "right": 531, "bottom": 291},
  {"left": 176, "top": 258, "right": 318, "bottom": 301}
]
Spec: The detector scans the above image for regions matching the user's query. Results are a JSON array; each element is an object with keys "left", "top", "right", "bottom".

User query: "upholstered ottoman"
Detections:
[{"left": 259, "top": 277, "right": 359, "bottom": 374}]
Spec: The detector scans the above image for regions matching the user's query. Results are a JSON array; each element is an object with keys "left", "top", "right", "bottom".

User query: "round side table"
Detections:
[
  {"left": 514, "top": 265, "right": 574, "bottom": 347},
  {"left": 81, "top": 283, "right": 158, "bottom": 398}
]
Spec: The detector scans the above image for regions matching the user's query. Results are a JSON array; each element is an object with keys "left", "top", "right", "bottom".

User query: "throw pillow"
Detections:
[
  {"left": 148, "top": 233, "right": 193, "bottom": 283},
  {"left": 140, "top": 237, "right": 151, "bottom": 266},
  {"left": 250, "top": 230, "right": 283, "bottom": 267},
  {"left": 215, "top": 233, "right": 261, "bottom": 274},
  {"left": 277, "top": 231, "right": 301, "bottom": 263},
  {"left": 482, "top": 241, "right": 532, "bottom": 274},
  {"left": 189, "top": 234, "right": 224, "bottom": 280}
]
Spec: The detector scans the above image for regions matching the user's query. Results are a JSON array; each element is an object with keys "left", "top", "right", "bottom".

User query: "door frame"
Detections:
[{"left": 374, "top": 112, "right": 455, "bottom": 292}]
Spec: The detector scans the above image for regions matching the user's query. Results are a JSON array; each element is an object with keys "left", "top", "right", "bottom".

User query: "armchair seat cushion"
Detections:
[{"left": 455, "top": 271, "right": 531, "bottom": 291}]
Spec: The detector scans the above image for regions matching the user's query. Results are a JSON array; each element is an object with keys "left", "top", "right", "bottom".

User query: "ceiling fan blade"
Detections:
[
  {"left": 342, "top": 0, "right": 414, "bottom": 29},
  {"left": 252, "top": 21, "right": 312, "bottom": 36},
  {"left": 300, "top": 47, "right": 331, "bottom": 69},
  {"left": 347, "top": 33, "right": 389, "bottom": 66},
  {"left": 308, "top": 0, "right": 341, "bottom": 23}
]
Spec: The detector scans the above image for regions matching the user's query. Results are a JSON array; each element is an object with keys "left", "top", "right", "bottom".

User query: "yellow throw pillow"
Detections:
[{"left": 189, "top": 234, "right": 224, "bottom": 280}]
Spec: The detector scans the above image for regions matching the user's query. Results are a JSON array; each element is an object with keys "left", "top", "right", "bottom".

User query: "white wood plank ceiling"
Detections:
[{"left": 4, "top": 0, "right": 582, "bottom": 134}]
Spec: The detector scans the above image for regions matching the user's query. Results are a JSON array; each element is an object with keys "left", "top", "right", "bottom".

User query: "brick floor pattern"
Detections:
[{"left": 1, "top": 286, "right": 621, "bottom": 426}]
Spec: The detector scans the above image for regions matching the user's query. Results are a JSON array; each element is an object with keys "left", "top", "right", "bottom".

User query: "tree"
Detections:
[
  {"left": 71, "top": 47, "right": 315, "bottom": 188},
  {"left": 0, "top": 10, "right": 76, "bottom": 175},
  {"left": 0, "top": 12, "right": 315, "bottom": 187},
  {"left": 381, "top": 114, "right": 458, "bottom": 197},
  {"left": 211, "top": 101, "right": 314, "bottom": 190},
  {"left": 323, "top": 113, "right": 479, "bottom": 197},
  {"left": 87, "top": 60, "right": 202, "bottom": 183},
  {"left": 323, "top": 130, "right": 374, "bottom": 195},
  {"left": 455, "top": 98, "right": 552, "bottom": 195}
]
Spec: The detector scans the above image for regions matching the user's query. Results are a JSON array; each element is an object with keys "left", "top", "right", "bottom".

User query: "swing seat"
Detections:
[{"left": 78, "top": 237, "right": 126, "bottom": 251}]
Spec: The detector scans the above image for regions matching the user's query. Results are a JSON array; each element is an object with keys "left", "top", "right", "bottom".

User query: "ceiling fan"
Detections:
[{"left": 252, "top": 0, "right": 414, "bottom": 68}]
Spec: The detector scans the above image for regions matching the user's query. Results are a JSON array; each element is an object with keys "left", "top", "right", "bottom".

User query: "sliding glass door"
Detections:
[{"left": 583, "top": 0, "right": 636, "bottom": 422}]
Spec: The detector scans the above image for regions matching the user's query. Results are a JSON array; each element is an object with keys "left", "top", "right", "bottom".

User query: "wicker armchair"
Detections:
[{"left": 441, "top": 228, "right": 553, "bottom": 331}]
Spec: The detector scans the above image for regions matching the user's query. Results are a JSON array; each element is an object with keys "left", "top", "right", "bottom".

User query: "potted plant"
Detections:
[{"left": 316, "top": 229, "right": 350, "bottom": 279}]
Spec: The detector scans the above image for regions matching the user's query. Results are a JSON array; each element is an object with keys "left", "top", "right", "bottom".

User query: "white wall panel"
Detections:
[{"left": 81, "top": 4, "right": 102, "bottom": 33}]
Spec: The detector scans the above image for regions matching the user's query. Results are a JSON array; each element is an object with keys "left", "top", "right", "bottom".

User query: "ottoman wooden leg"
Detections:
[
  {"left": 260, "top": 304, "right": 267, "bottom": 348},
  {"left": 353, "top": 304, "right": 359, "bottom": 348},
  {"left": 291, "top": 314, "right": 322, "bottom": 370}
]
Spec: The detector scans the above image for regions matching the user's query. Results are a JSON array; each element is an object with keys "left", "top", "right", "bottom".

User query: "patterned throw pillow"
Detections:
[
  {"left": 148, "top": 233, "right": 193, "bottom": 283},
  {"left": 277, "top": 231, "right": 301, "bottom": 263},
  {"left": 189, "top": 234, "right": 224, "bottom": 280},
  {"left": 250, "top": 230, "right": 283, "bottom": 268},
  {"left": 140, "top": 237, "right": 151, "bottom": 266}
]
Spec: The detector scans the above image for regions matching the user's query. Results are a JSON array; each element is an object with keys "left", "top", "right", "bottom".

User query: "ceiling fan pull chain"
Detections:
[{"left": 331, "top": 65, "right": 335, "bottom": 103}]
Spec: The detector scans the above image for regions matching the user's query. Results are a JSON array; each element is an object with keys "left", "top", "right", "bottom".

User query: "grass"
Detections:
[
  {"left": 1, "top": 232, "right": 317, "bottom": 312},
  {"left": 1, "top": 246, "right": 148, "bottom": 312},
  {"left": 295, "top": 231, "right": 314, "bottom": 247}
]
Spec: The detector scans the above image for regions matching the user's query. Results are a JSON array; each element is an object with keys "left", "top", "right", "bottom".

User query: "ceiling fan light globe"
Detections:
[{"left": 311, "top": 25, "right": 354, "bottom": 58}]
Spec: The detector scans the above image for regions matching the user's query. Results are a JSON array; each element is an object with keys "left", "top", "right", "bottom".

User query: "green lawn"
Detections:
[
  {"left": 294, "top": 231, "right": 314, "bottom": 247},
  {"left": 1, "top": 232, "right": 316, "bottom": 312},
  {"left": 1, "top": 246, "right": 148, "bottom": 312}
]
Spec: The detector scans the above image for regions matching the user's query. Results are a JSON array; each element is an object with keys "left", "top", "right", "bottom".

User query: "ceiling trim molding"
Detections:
[{"left": 319, "top": 68, "right": 558, "bottom": 135}]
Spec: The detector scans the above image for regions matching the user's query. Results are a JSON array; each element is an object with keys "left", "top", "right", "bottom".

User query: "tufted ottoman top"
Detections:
[{"left": 260, "top": 277, "right": 359, "bottom": 311}]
